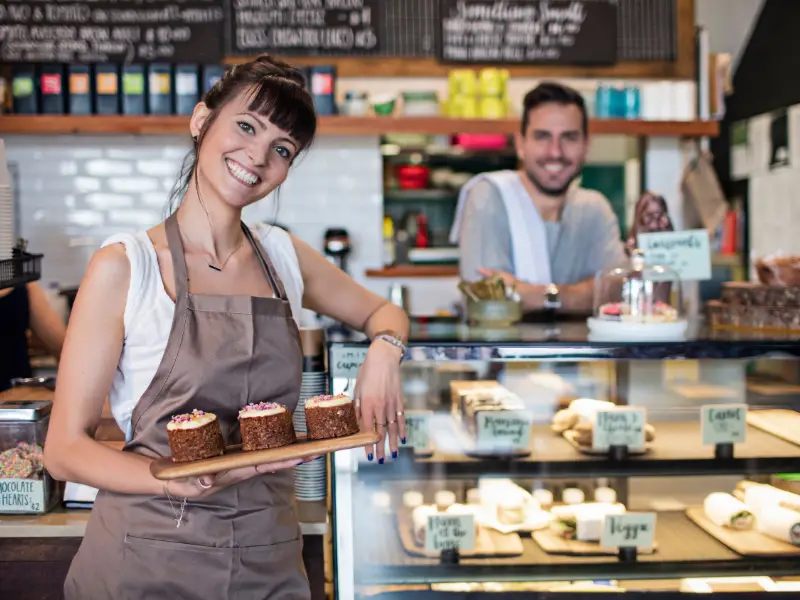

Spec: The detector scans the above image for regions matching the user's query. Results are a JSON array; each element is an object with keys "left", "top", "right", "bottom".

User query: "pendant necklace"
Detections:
[{"left": 207, "top": 239, "right": 244, "bottom": 272}]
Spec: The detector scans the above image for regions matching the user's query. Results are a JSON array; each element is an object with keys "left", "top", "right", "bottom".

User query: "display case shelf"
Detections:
[
  {"left": 355, "top": 421, "right": 800, "bottom": 480},
  {"left": 0, "top": 115, "right": 719, "bottom": 138},
  {"left": 352, "top": 511, "right": 800, "bottom": 585}
]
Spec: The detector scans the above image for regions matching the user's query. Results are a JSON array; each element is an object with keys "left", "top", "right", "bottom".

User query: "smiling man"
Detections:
[{"left": 450, "top": 82, "right": 627, "bottom": 314}]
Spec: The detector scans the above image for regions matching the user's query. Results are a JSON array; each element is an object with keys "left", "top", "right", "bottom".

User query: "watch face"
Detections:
[{"left": 544, "top": 285, "right": 561, "bottom": 309}]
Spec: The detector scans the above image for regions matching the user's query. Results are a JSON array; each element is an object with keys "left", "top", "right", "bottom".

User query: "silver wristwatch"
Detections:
[{"left": 543, "top": 284, "right": 561, "bottom": 310}]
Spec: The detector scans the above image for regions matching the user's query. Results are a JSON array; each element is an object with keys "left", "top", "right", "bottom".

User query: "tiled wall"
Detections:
[{"left": 3, "top": 134, "right": 384, "bottom": 299}]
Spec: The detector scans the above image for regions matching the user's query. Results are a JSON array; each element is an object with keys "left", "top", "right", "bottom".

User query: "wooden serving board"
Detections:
[
  {"left": 563, "top": 430, "right": 650, "bottom": 456},
  {"left": 151, "top": 430, "right": 379, "bottom": 481},
  {"left": 686, "top": 507, "right": 800, "bottom": 557},
  {"left": 747, "top": 409, "right": 800, "bottom": 447},
  {"left": 532, "top": 527, "right": 657, "bottom": 556},
  {"left": 397, "top": 509, "right": 524, "bottom": 559}
]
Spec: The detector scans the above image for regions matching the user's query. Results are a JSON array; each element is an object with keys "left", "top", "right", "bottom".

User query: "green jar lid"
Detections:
[{"left": 402, "top": 91, "right": 439, "bottom": 102}]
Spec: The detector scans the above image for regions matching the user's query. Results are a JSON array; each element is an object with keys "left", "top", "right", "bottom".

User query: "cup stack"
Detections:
[
  {"left": 293, "top": 328, "right": 328, "bottom": 502},
  {"left": 0, "top": 140, "right": 14, "bottom": 261}
]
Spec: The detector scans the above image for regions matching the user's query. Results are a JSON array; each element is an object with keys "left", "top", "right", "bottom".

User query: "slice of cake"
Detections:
[
  {"left": 167, "top": 409, "right": 225, "bottom": 462},
  {"left": 304, "top": 394, "right": 360, "bottom": 440},
  {"left": 238, "top": 402, "right": 297, "bottom": 451}
]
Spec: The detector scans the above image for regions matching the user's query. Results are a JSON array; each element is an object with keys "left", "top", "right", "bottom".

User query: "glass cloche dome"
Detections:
[{"left": 592, "top": 250, "right": 684, "bottom": 326}]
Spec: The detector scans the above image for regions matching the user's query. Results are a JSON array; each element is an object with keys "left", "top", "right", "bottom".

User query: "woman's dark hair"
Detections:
[
  {"left": 166, "top": 54, "right": 317, "bottom": 215},
  {"left": 521, "top": 82, "right": 588, "bottom": 137}
]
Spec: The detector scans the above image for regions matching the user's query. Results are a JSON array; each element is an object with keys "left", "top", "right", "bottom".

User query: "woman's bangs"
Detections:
[{"left": 245, "top": 79, "right": 317, "bottom": 150}]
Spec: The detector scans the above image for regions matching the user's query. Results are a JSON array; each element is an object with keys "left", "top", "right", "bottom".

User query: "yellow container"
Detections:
[
  {"left": 478, "top": 68, "right": 508, "bottom": 97},
  {"left": 479, "top": 96, "right": 506, "bottom": 119},
  {"left": 449, "top": 69, "right": 477, "bottom": 97}
]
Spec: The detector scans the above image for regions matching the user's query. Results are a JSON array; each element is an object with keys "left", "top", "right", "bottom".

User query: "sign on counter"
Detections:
[
  {"left": 0, "top": 0, "right": 225, "bottom": 64},
  {"left": 637, "top": 229, "right": 712, "bottom": 282},
  {"left": 404, "top": 411, "right": 431, "bottom": 451},
  {"left": 0, "top": 479, "right": 45, "bottom": 514},
  {"left": 601, "top": 513, "right": 657, "bottom": 549},
  {"left": 229, "top": 0, "right": 381, "bottom": 55},
  {"left": 701, "top": 404, "right": 747, "bottom": 446},
  {"left": 329, "top": 346, "right": 367, "bottom": 379},
  {"left": 425, "top": 513, "right": 475, "bottom": 552},
  {"left": 476, "top": 410, "right": 532, "bottom": 452},
  {"left": 593, "top": 407, "right": 646, "bottom": 451},
  {"left": 436, "top": 0, "right": 617, "bottom": 65}
]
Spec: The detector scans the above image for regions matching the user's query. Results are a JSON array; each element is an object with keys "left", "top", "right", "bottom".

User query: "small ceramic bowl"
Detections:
[
  {"left": 372, "top": 95, "right": 396, "bottom": 116},
  {"left": 466, "top": 299, "right": 523, "bottom": 327}
]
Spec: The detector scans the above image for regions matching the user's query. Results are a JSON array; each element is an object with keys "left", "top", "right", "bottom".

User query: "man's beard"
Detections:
[{"left": 523, "top": 166, "right": 580, "bottom": 198}]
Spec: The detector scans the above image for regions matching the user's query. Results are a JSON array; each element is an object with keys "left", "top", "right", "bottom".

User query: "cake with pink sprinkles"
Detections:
[
  {"left": 238, "top": 402, "right": 297, "bottom": 451},
  {"left": 304, "top": 394, "right": 360, "bottom": 440},
  {"left": 167, "top": 409, "right": 225, "bottom": 462}
]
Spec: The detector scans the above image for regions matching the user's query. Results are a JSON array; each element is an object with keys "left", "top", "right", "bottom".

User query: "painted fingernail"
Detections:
[
  {"left": 392, "top": 450, "right": 398, "bottom": 459},
  {"left": 401, "top": 437, "right": 407, "bottom": 445},
  {"left": 378, "top": 458, "right": 384, "bottom": 465},
  {"left": 367, "top": 453, "right": 373, "bottom": 461},
  {"left": 297, "top": 460, "right": 304, "bottom": 465}
]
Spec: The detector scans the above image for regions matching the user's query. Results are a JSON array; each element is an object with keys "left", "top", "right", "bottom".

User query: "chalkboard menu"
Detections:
[
  {"left": 437, "top": 0, "right": 617, "bottom": 65},
  {"left": 228, "top": 0, "right": 381, "bottom": 56},
  {"left": 0, "top": 0, "right": 225, "bottom": 64}
]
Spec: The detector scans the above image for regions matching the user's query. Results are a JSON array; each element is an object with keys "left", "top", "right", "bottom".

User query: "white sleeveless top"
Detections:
[{"left": 101, "top": 223, "right": 305, "bottom": 441}]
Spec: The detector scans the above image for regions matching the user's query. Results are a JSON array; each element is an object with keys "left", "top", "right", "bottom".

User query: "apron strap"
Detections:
[
  {"left": 165, "top": 213, "right": 190, "bottom": 302},
  {"left": 241, "top": 223, "right": 290, "bottom": 303}
]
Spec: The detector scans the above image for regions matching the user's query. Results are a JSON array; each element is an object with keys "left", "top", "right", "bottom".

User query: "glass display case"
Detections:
[{"left": 328, "top": 322, "right": 800, "bottom": 599}]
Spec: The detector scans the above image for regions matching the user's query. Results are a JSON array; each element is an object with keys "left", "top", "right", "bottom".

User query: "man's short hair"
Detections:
[{"left": 521, "top": 82, "right": 588, "bottom": 137}]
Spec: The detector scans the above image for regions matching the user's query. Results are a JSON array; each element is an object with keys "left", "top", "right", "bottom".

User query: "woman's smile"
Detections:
[{"left": 224, "top": 157, "right": 262, "bottom": 187}]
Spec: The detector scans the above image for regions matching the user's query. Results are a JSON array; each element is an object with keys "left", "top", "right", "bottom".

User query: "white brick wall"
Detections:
[{"left": 2, "top": 135, "right": 384, "bottom": 298}]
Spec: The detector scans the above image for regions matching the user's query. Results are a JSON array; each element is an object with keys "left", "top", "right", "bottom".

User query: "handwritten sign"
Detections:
[
  {"left": 602, "top": 513, "right": 656, "bottom": 549},
  {"left": 476, "top": 410, "right": 532, "bottom": 451},
  {"left": 0, "top": 0, "right": 225, "bottom": 64},
  {"left": 437, "top": 0, "right": 617, "bottom": 65},
  {"left": 701, "top": 404, "right": 747, "bottom": 446},
  {"left": 593, "top": 408, "right": 646, "bottom": 451},
  {"left": 637, "top": 229, "right": 712, "bottom": 282},
  {"left": 404, "top": 411, "right": 431, "bottom": 450},
  {"left": 329, "top": 346, "right": 367, "bottom": 379},
  {"left": 0, "top": 479, "right": 45, "bottom": 513},
  {"left": 425, "top": 513, "right": 475, "bottom": 552}
]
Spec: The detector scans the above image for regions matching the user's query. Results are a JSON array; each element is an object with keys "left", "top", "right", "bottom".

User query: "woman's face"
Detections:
[
  {"left": 639, "top": 197, "right": 671, "bottom": 232},
  {"left": 190, "top": 88, "right": 300, "bottom": 210}
]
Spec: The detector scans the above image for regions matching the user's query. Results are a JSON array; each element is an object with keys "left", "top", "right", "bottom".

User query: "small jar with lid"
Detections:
[
  {"left": 0, "top": 400, "right": 59, "bottom": 514},
  {"left": 401, "top": 91, "right": 440, "bottom": 117}
]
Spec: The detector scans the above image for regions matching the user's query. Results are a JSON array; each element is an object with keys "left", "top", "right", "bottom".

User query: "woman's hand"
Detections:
[
  {"left": 163, "top": 455, "right": 320, "bottom": 499},
  {"left": 354, "top": 340, "right": 405, "bottom": 463}
]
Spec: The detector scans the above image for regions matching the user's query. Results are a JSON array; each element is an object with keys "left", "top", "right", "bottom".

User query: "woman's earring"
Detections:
[{"left": 192, "top": 135, "right": 198, "bottom": 143}]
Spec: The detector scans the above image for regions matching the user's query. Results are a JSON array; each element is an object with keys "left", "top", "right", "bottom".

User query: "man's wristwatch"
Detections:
[
  {"left": 372, "top": 330, "right": 408, "bottom": 361},
  {"left": 543, "top": 284, "right": 561, "bottom": 310}
]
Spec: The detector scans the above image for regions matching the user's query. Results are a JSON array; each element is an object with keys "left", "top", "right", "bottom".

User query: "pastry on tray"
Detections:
[
  {"left": 703, "top": 492, "right": 754, "bottom": 530},
  {"left": 304, "top": 394, "right": 360, "bottom": 440},
  {"left": 598, "top": 300, "right": 678, "bottom": 323},
  {"left": 551, "top": 398, "right": 656, "bottom": 447},
  {"left": 549, "top": 502, "right": 626, "bottom": 541},
  {"left": 167, "top": 409, "right": 225, "bottom": 462},
  {"left": 238, "top": 402, "right": 297, "bottom": 451}
]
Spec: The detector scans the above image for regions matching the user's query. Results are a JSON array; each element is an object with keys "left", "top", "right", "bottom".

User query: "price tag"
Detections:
[
  {"left": 637, "top": 229, "right": 712, "bottom": 281},
  {"left": 404, "top": 411, "right": 431, "bottom": 450},
  {"left": 601, "top": 513, "right": 656, "bottom": 549},
  {"left": 476, "top": 410, "right": 532, "bottom": 452},
  {"left": 0, "top": 479, "right": 45, "bottom": 513},
  {"left": 329, "top": 346, "right": 368, "bottom": 379},
  {"left": 701, "top": 404, "right": 748, "bottom": 445},
  {"left": 425, "top": 513, "right": 475, "bottom": 552},
  {"left": 593, "top": 408, "right": 646, "bottom": 451}
]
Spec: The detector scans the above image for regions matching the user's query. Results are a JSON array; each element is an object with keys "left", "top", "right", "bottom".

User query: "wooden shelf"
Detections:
[
  {"left": 365, "top": 265, "right": 459, "bottom": 278},
  {"left": 0, "top": 115, "right": 719, "bottom": 138}
]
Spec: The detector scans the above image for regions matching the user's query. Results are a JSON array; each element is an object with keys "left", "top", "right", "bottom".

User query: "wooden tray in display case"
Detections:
[
  {"left": 686, "top": 507, "right": 800, "bottom": 557},
  {"left": 151, "top": 430, "right": 379, "bottom": 480},
  {"left": 532, "top": 527, "right": 657, "bottom": 556}
]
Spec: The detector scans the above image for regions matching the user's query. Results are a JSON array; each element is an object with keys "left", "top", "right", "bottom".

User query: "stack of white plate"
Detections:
[
  {"left": 293, "top": 370, "right": 328, "bottom": 501},
  {"left": 0, "top": 140, "right": 14, "bottom": 261}
]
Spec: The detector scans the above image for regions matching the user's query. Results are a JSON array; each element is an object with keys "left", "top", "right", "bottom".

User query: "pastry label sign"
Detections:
[
  {"left": 593, "top": 408, "right": 646, "bottom": 451},
  {"left": 329, "top": 346, "right": 367, "bottom": 379},
  {"left": 476, "top": 410, "right": 532, "bottom": 451},
  {"left": 405, "top": 411, "right": 431, "bottom": 450},
  {"left": 0, "top": 479, "right": 45, "bottom": 513},
  {"left": 637, "top": 229, "right": 712, "bottom": 281},
  {"left": 425, "top": 513, "right": 475, "bottom": 552},
  {"left": 701, "top": 404, "right": 747, "bottom": 446},
  {"left": 602, "top": 513, "right": 656, "bottom": 549}
]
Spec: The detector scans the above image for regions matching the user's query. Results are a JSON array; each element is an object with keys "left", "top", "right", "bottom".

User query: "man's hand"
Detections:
[{"left": 477, "top": 267, "right": 545, "bottom": 310}]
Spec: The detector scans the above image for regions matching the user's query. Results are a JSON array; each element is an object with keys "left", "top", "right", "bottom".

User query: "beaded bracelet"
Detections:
[{"left": 373, "top": 333, "right": 407, "bottom": 361}]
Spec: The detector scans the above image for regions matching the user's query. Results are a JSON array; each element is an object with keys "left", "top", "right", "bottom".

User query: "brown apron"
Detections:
[{"left": 65, "top": 214, "right": 309, "bottom": 600}]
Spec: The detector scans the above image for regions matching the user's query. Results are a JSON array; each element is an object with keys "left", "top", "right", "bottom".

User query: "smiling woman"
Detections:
[{"left": 45, "top": 54, "right": 410, "bottom": 600}]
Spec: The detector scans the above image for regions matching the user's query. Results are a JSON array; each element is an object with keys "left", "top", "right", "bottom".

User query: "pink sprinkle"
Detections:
[
  {"left": 239, "top": 402, "right": 283, "bottom": 415},
  {"left": 170, "top": 409, "right": 207, "bottom": 423}
]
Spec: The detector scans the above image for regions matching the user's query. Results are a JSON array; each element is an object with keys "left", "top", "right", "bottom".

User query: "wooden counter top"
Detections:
[
  {"left": 0, "top": 501, "right": 328, "bottom": 538},
  {"left": 365, "top": 265, "right": 459, "bottom": 278}
]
